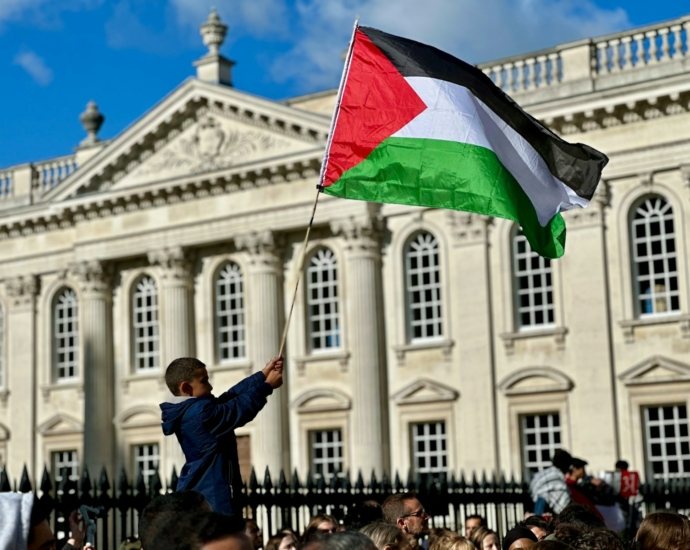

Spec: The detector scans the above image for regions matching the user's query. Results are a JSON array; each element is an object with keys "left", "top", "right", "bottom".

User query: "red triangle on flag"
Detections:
[{"left": 323, "top": 29, "right": 427, "bottom": 187}]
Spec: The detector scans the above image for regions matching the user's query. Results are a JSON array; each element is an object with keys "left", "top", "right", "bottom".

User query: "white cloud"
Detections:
[
  {"left": 272, "top": 0, "right": 631, "bottom": 92},
  {"left": 13, "top": 50, "right": 53, "bottom": 86},
  {"left": 0, "top": 0, "right": 101, "bottom": 31}
]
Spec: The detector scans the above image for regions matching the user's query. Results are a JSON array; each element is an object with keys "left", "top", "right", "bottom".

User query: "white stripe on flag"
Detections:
[{"left": 393, "top": 77, "right": 588, "bottom": 226}]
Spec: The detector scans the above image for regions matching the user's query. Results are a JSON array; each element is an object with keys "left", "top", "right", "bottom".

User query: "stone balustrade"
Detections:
[
  {"left": 480, "top": 48, "right": 562, "bottom": 93},
  {"left": 33, "top": 154, "right": 77, "bottom": 192}
]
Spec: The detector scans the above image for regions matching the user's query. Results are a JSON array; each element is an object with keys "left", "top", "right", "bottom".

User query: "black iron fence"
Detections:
[{"left": 2, "top": 465, "right": 689, "bottom": 550}]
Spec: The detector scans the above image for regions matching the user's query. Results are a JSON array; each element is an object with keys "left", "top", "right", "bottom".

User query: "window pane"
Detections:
[
  {"left": 513, "top": 230, "right": 555, "bottom": 329},
  {"left": 521, "top": 413, "right": 562, "bottom": 473},
  {"left": 134, "top": 443, "right": 160, "bottom": 488},
  {"left": 133, "top": 277, "right": 160, "bottom": 371},
  {"left": 411, "top": 422, "right": 447, "bottom": 477},
  {"left": 310, "top": 429, "right": 343, "bottom": 481},
  {"left": 406, "top": 233, "right": 443, "bottom": 343},
  {"left": 306, "top": 249, "right": 340, "bottom": 351},
  {"left": 215, "top": 263, "right": 246, "bottom": 362},
  {"left": 632, "top": 198, "right": 679, "bottom": 318},
  {"left": 644, "top": 405, "right": 690, "bottom": 480},
  {"left": 54, "top": 289, "right": 79, "bottom": 381}
]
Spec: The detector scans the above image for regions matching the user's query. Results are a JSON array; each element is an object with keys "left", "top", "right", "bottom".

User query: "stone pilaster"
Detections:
[
  {"left": 5, "top": 275, "right": 38, "bottom": 481},
  {"left": 330, "top": 211, "right": 388, "bottom": 477},
  {"left": 70, "top": 260, "right": 115, "bottom": 478},
  {"left": 234, "top": 230, "right": 288, "bottom": 479},
  {"left": 147, "top": 246, "right": 195, "bottom": 473}
]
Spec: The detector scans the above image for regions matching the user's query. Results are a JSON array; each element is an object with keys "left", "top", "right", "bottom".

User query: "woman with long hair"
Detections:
[
  {"left": 360, "top": 521, "right": 411, "bottom": 550},
  {"left": 469, "top": 527, "right": 499, "bottom": 550},
  {"left": 634, "top": 512, "right": 690, "bottom": 550},
  {"left": 302, "top": 514, "right": 340, "bottom": 544}
]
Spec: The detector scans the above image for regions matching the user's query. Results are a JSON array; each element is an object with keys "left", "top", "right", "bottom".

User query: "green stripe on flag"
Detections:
[{"left": 324, "top": 137, "right": 566, "bottom": 259}]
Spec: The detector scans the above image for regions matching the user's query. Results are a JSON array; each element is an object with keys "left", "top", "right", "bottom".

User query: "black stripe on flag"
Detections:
[{"left": 359, "top": 26, "right": 608, "bottom": 201}]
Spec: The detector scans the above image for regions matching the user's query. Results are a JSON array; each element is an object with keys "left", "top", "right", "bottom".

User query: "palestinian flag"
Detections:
[{"left": 320, "top": 26, "right": 608, "bottom": 258}]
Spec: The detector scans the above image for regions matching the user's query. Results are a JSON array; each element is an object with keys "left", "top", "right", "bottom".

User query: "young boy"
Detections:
[{"left": 160, "top": 355, "right": 283, "bottom": 515}]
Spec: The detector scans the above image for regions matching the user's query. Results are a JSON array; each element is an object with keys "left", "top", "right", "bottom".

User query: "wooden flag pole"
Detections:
[{"left": 277, "top": 19, "right": 359, "bottom": 358}]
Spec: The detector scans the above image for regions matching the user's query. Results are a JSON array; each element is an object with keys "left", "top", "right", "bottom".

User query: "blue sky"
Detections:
[{"left": 1, "top": 0, "right": 688, "bottom": 167}]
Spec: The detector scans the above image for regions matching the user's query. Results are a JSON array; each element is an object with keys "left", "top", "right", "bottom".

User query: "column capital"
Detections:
[
  {"left": 69, "top": 260, "right": 112, "bottom": 296},
  {"left": 5, "top": 275, "right": 38, "bottom": 309},
  {"left": 147, "top": 246, "right": 193, "bottom": 284},
  {"left": 234, "top": 230, "right": 284, "bottom": 269},
  {"left": 330, "top": 215, "right": 383, "bottom": 254}
]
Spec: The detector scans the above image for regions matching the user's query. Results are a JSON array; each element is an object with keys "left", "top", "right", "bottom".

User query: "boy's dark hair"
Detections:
[
  {"left": 551, "top": 450, "right": 573, "bottom": 474},
  {"left": 139, "top": 491, "right": 209, "bottom": 548},
  {"left": 552, "top": 504, "right": 605, "bottom": 531},
  {"left": 165, "top": 358, "right": 206, "bottom": 395},
  {"left": 148, "top": 511, "right": 246, "bottom": 550},
  {"left": 519, "top": 515, "right": 550, "bottom": 533},
  {"left": 570, "top": 529, "right": 626, "bottom": 550},
  {"left": 381, "top": 492, "right": 416, "bottom": 524}
]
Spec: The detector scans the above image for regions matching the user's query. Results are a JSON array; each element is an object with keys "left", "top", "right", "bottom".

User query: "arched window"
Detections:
[
  {"left": 405, "top": 232, "right": 442, "bottom": 342},
  {"left": 216, "top": 262, "right": 245, "bottom": 362},
  {"left": 632, "top": 196, "right": 679, "bottom": 316},
  {"left": 513, "top": 229, "right": 554, "bottom": 329},
  {"left": 133, "top": 276, "right": 159, "bottom": 371},
  {"left": 54, "top": 288, "right": 79, "bottom": 381},
  {"left": 306, "top": 248, "right": 340, "bottom": 351}
]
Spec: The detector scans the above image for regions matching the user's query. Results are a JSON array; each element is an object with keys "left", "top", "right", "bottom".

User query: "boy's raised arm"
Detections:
[{"left": 216, "top": 356, "right": 283, "bottom": 404}]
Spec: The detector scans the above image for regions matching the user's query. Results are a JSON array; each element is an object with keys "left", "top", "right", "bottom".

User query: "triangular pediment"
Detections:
[
  {"left": 46, "top": 79, "right": 330, "bottom": 201},
  {"left": 392, "top": 378, "right": 459, "bottom": 404},
  {"left": 37, "top": 414, "right": 83, "bottom": 435},
  {"left": 619, "top": 355, "right": 690, "bottom": 386}
]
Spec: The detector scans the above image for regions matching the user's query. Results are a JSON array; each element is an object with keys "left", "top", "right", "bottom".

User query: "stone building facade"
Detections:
[{"left": 1, "top": 11, "right": 690, "bottom": 488}]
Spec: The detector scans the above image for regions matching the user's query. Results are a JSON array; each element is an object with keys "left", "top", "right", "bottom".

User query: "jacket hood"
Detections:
[
  {"left": 160, "top": 397, "right": 198, "bottom": 436},
  {"left": 0, "top": 493, "right": 34, "bottom": 550}
]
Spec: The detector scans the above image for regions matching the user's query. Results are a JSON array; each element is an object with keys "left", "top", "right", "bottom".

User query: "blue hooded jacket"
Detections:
[{"left": 160, "top": 371, "right": 272, "bottom": 514}]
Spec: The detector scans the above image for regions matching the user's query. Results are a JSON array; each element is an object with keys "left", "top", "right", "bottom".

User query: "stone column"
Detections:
[
  {"left": 70, "top": 261, "right": 115, "bottom": 478},
  {"left": 147, "top": 246, "right": 195, "bottom": 474},
  {"left": 331, "top": 211, "right": 388, "bottom": 477},
  {"left": 5, "top": 276, "right": 38, "bottom": 482},
  {"left": 235, "top": 230, "right": 288, "bottom": 479}
]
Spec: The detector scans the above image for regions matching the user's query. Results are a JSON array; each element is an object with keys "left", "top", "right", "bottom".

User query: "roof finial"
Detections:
[
  {"left": 79, "top": 100, "right": 104, "bottom": 146},
  {"left": 200, "top": 7, "right": 228, "bottom": 56}
]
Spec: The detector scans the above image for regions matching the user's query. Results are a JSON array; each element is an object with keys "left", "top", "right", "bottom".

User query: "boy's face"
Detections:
[{"left": 186, "top": 367, "right": 213, "bottom": 398}]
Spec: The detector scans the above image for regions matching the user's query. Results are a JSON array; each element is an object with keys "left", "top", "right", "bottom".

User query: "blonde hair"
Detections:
[
  {"left": 469, "top": 527, "right": 496, "bottom": 549},
  {"left": 429, "top": 529, "right": 477, "bottom": 550},
  {"left": 360, "top": 521, "right": 407, "bottom": 550}
]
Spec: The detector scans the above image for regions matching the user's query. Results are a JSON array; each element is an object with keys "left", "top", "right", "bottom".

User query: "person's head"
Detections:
[
  {"left": 568, "top": 529, "right": 625, "bottom": 550},
  {"left": 518, "top": 516, "right": 549, "bottom": 541},
  {"left": 469, "top": 527, "right": 499, "bottom": 550},
  {"left": 501, "top": 527, "right": 537, "bottom": 550},
  {"left": 382, "top": 493, "right": 430, "bottom": 541},
  {"left": 139, "top": 491, "right": 211, "bottom": 549},
  {"left": 245, "top": 520, "right": 263, "bottom": 549},
  {"left": 345, "top": 501, "right": 384, "bottom": 531},
  {"left": 614, "top": 460, "right": 629, "bottom": 472},
  {"left": 634, "top": 511, "right": 690, "bottom": 550},
  {"left": 165, "top": 357, "right": 213, "bottom": 397},
  {"left": 265, "top": 533, "right": 298, "bottom": 550},
  {"left": 551, "top": 450, "right": 573, "bottom": 475},
  {"left": 531, "top": 542, "right": 573, "bottom": 550},
  {"left": 303, "top": 514, "right": 340, "bottom": 543},
  {"left": 321, "top": 531, "right": 377, "bottom": 550},
  {"left": 148, "top": 511, "right": 249, "bottom": 550},
  {"left": 428, "top": 528, "right": 471, "bottom": 550},
  {"left": 28, "top": 498, "right": 55, "bottom": 550},
  {"left": 551, "top": 505, "right": 604, "bottom": 531},
  {"left": 465, "top": 515, "right": 485, "bottom": 538},
  {"left": 567, "top": 459, "right": 587, "bottom": 482},
  {"left": 360, "top": 521, "right": 411, "bottom": 550}
]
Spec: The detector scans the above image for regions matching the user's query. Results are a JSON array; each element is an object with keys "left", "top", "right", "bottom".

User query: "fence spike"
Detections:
[
  {"left": 355, "top": 470, "right": 365, "bottom": 491},
  {"left": 19, "top": 465, "right": 32, "bottom": 493},
  {"left": 40, "top": 466, "right": 53, "bottom": 495},
  {"left": 381, "top": 471, "right": 391, "bottom": 493},
  {"left": 118, "top": 467, "right": 130, "bottom": 497},
  {"left": 263, "top": 467, "right": 273, "bottom": 491},
  {"left": 480, "top": 471, "right": 488, "bottom": 489},
  {"left": 80, "top": 468, "right": 92, "bottom": 496},
  {"left": 316, "top": 473, "right": 325, "bottom": 491},
  {"left": 498, "top": 471, "right": 506, "bottom": 491},
  {"left": 290, "top": 469, "right": 301, "bottom": 491},
  {"left": 98, "top": 467, "right": 111, "bottom": 494},
  {"left": 249, "top": 468, "right": 259, "bottom": 492},
  {"left": 406, "top": 468, "right": 414, "bottom": 491},
  {"left": 459, "top": 471, "right": 467, "bottom": 490},
  {"left": 439, "top": 471, "right": 448, "bottom": 493},
  {"left": 278, "top": 469, "right": 288, "bottom": 492},
  {"left": 370, "top": 469, "right": 379, "bottom": 492},
  {"left": 169, "top": 466, "right": 179, "bottom": 492},
  {"left": 0, "top": 468, "right": 10, "bottom": 492},
  {"left": 306, "top": 468, "right": 315, "bottom": 491},
  {"left": 135, "top": 470, "right": 146, "bottom": 496},
  {"left": 150, "top": 470, "right": 163, "bottom": 497},
  {"left": 471, "top": 472, "right": 479, "bottom": 490},
  {"left": 394, "top": 471, "right": 403, "bottom": 492},
  {"left": 342, "top": 470, "right": 352, "bottom": 491}
]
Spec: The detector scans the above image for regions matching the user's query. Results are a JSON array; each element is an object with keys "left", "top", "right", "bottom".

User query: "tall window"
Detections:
[
  {"left": 307, "top": 248, "right": 340, "bottom": 351},
  {"left": 411, "top": 422, "right": 447, "bottom": 476},
  {"left": 644, "top": 405, "right": 689, "bottom": 480},
  {"left": 54, "top": 289, "right": 79, "bottom": 381},
  {"left": 133, "top": 277, "right": 159, "bottom": 371},
  {"left": 216, "top": 262, "right": 245, "bottom": 362},
  {"left": 310, "top": 429, "right": 343, "bottom": 481},
  {"left": 513, "top": 230, "right": 554, "bottom": 329},
  {"left": 521, "top": 413, "right": 562, "bottom": 473},
  {"left": 632, "top": 197, "right": 679, "bottom": 317},
  {"left": 405, "top": 233, "right": 443, "bottom": 342},
  {"left": 52, "top": 450, "right": 79, "bottom": 484},
  {"left": 134, "top": 443, "right": 160, "bottom": 487}
]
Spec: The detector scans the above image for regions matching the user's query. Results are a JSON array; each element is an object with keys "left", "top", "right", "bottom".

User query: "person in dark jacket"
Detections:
[{"left": 160, "top": 355, "right": 284, "bottom": 515}]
